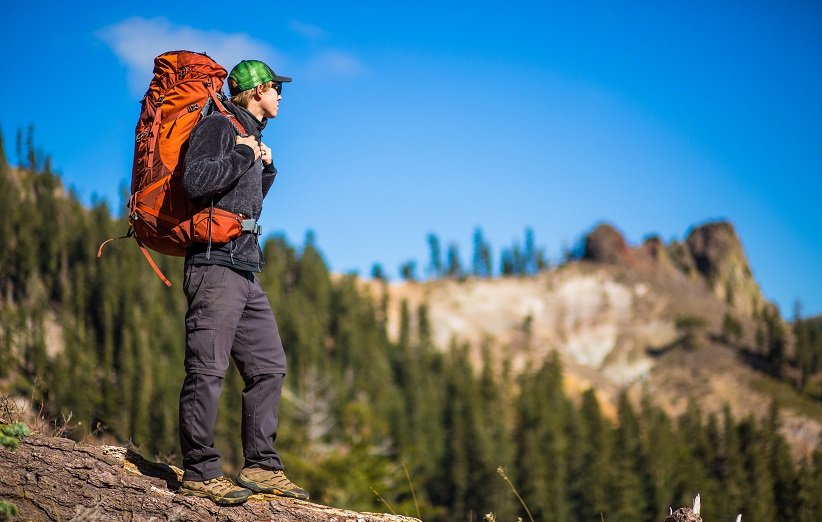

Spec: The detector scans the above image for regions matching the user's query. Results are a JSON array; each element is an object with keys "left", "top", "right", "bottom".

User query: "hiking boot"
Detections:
[
  {"left": 178, "top": 476, "right": 252, "bottom": 506},
  {"left": 236, "top": 466, "right": 310, "bottom": 500}
]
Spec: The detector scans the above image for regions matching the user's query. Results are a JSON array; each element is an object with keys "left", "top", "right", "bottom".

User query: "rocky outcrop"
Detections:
[
  {"left": 0, "top": 435, "right": 419, "bottom": 522},
  {"left": 640, "top": 235, "right": 667, "bottom": 262},
  {"left": 583, "top": 223, "right": 632, "bottom": 264},
  {"left": 580, "top": 220, "right": 764, "bottom": 317},
  {"left": 685, "top": 221, "right": 762, "bottom": 315}
]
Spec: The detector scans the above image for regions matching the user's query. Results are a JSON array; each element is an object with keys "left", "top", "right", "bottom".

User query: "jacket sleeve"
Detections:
[
  {"left": 262, "top": 163, "right": 277, "bottom": 198},
  {"left": 183, "top": 115, "right": 256, "bottom": 200}
]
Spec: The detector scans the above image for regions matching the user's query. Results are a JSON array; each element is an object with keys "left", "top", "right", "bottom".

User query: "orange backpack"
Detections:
[{"left": 99, "top": 50, "right": 248, "bottom": 286}]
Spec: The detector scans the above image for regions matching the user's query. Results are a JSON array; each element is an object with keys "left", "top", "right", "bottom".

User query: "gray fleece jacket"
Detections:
[{"left": 182, "top": 100, "right": 277, "bottom": 272}]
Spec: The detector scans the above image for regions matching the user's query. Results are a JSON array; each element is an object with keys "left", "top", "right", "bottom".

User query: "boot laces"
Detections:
[{"left": 204, "top": 476, "right": 240, "bottom": 494}]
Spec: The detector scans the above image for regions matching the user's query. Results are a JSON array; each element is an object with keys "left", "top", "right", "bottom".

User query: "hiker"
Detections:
[{"left": 176, "top": 59, "right": 308, "bottom": 506}]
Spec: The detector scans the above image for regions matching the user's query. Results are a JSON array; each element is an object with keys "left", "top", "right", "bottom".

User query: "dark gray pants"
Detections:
[{"left": 179, "top": 264, "right": 287, "bottom": 481}]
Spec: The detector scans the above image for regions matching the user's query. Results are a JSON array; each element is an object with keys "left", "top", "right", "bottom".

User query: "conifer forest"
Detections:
[{"left": 1, "top": 130, "right": 822, "bottom": 521}]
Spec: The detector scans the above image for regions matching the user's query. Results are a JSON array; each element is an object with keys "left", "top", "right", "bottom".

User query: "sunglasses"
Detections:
[{"left": 269, "top": 82, "right": 283, "bottom": 95}]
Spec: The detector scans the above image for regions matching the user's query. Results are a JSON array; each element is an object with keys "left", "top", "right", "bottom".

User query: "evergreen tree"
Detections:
[
  {"left": 445, "top": 242, "right": 463, "bottom": 279},
  {"left": 14, "top": 127, "right": 23, "bottom": 167},
  {"left": 471, "top": 227, "right": 492, "bottom": 277},
  {"left": 500, "top": 249, "right": 514, "bottom": 276},
  {"left": 793, "top": 303, "right": 819, "bottom": 393},
  {"left": 641, "top": 395, "right": 679, "bottom": 521},
  {"left": 763, "top": 402, "right": 800, "bottom": 521},
  {"left": 437, "top": 341, "right": 472, "bottom": 515},
  {"left": 477, "top": 344, "right": 517, "bottom": 520},
  {"left": 536, "top": 247, "right": 549, "bottom": 271},
  {"left": 370, "top": 263, "right": 387, "bottom": 282},
  {"left": 715, "top": 406, "right": 747, "bottom": 521},
  {"left": 569, "top": 389, "right": 613, "bottom": 520},
  {"left": 610, "top": 393, "right": 653, "bottom": 522},
  {"left": 0, "top": 130, "right": 19, "bottom": 292},
  {"left": 672, "top": 400, "right": 720, "bottom": 515},
  {"left": 514, "top": 352, "right": 572, "bottom": 522},
  {"left": 427, "top": 233, "right": 442, "bottom": 278},
  {"left": 511, "top": 242, "right": 525, "bottom": 275},
  {"left": 798, "top": 450, "right": 822, "bottom": 522},
  {"left": 760, "top": 304, "right": 787, "bottom": 377},
  {"left": 399, "top": 260, "right": 417, "bottom": 281},
  {"left": 524, "top": 228, "right": 536, "bottom": 275},
  {"left": 737, "top": 416, "right": 777, "bottom": 522}
]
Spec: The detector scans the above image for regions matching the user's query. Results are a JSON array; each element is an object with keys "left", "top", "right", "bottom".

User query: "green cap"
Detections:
[{"left": 228, "top": 60, "right": 292, "bottom": 96}]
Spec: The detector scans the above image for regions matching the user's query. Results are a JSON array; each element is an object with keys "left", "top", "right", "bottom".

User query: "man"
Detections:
[{"left": 176, "top": 59, "right": 308, "bottom": 506}]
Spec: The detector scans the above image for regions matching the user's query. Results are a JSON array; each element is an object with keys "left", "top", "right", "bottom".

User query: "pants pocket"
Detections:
[{"left": 185, "top": 327, "right": 217, "bottom": 373}]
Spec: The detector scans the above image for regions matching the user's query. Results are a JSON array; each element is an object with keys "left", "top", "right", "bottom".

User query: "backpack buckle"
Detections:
[{"left": 241, "top": 219, "right": 262, "bottom": 236}]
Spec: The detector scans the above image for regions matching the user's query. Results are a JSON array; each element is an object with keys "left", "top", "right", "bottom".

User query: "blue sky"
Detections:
[{"left": 2, "top": 1, "right": 820, "bottom": 316}]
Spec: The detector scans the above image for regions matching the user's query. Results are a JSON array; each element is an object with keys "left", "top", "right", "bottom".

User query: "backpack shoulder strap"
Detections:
[{"left": 206, "top": 84, "right": 247, "bottom": 136}]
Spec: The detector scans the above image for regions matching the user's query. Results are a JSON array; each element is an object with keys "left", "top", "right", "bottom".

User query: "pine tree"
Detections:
[
  {"left": 427, "top": 233, "right": 442, "bottom": 278},
  {"left": 641, "top": 395, "right": 679, "bottom": 520},
  {"left": 438, "top": 341, "right": 472, "bottom": 515},
  {"left": 477, "top": 344, "right": 516, "bottom": 520},
  {"left": 0, "top": 129, "right": 20, "bottom": 290},
  {"left": 569, "top": 389, "right": 613, "bottom": 520},
  {"left": 763, "top": 402, "right": 800, "bottom": 521},
  {"left": 672, "top": 400, "right": 719, "bottom": 514},
  {"left": 445, "top": 243, "right": 463, "bottom": 279},
  {"left": 798, "top": 450, "right": 822, "bottom": 521},
  {"left": 793, "top": 303, "right": 818, "bottom": 393},
  {"left": 524, "top": 228, "right": 536, "bottom": 275},
  {"left": 399, "top": 260, "right": 417, "bottom": 281},
  {"left": 514, "top": 352, "right": 572, "bottom": 522},
  {"left": 471, "top": 227, "right": 492, "bottom": 277},
  {"left": 760, "top": 304, "right": 787, "bottom": 377},
  {"left": 500, "top": 249, "right": 514, "bottom": 276},
  {"left": 370, "top": 263, "right": 387, "bottom": 282},
  {"left": 738, "top": 416, "right": 777, "bottom": 522},
  {"left": 715, "top": 406, "right": 747, "bottom": 521},
  {"left": 610, "top": 393, "right": 652, "bottom": 522}
]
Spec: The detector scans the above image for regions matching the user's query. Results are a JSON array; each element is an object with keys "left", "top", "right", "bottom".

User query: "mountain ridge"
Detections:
[{"left": 373, "top": 220, "right": 822, "bottom": 458}]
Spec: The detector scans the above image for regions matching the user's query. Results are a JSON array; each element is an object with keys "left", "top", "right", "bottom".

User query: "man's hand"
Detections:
[
  {"left": 236, "top": 135, "right": 261, "bottom": 160},
  {"left": 259, "top": 142, "right": 273, "bottom": 165}
]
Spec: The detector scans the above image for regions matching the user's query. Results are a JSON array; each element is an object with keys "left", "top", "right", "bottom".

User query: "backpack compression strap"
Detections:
[
  {"left": 96, "top": 227, "right": 173, "bottom": 287},
  {"left": 137, "top": 243, "right": 173, "bottom": 287}
]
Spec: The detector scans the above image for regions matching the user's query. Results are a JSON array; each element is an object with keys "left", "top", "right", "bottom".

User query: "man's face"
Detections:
[{"left": 259, "top": 82, "right": 282, "bottom": 118}]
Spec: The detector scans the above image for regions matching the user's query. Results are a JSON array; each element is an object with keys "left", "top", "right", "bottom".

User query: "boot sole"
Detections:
[{"left": 179, "top": 489, "right": 251, "bottom": 506}]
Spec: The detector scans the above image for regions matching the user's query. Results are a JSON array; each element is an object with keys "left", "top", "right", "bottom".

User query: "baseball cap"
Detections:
[{"left": 228, "top": 60, "right": 292, "bottom": 96}]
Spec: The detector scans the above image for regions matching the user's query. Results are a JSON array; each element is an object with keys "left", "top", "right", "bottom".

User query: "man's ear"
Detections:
[{"left": 255, "top": 84, "right": 265, "bottom": 99}]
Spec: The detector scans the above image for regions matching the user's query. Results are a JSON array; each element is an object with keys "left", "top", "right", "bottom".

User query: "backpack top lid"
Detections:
[{"left": 145, "top": 51, "right": 228, "bottom": 104}]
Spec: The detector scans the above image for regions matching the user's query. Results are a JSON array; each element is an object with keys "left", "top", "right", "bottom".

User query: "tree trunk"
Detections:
[{"left": 0, "top": 435, "right": 420, "bottom": 522}]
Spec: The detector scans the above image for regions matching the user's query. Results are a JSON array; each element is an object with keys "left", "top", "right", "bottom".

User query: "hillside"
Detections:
[{"left": 376, "top": 222, "right": 822, "bottom": 458}]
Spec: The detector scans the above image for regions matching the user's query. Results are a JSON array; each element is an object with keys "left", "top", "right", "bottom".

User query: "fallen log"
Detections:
[{"left": 0, "top": 435, "right": 419, "bottom": 522}]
